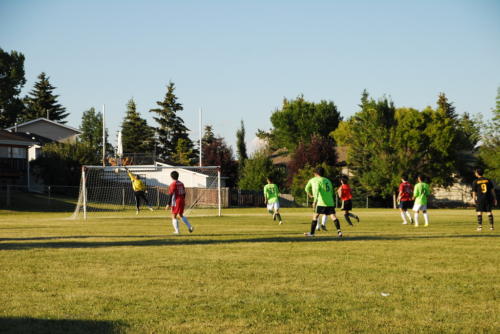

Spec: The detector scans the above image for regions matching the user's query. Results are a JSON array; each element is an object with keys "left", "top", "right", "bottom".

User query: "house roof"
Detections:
[
  {"left": 269, "top": 145, "right": 349, "bottom": 166},
  {"left": 0, "top": 130, "right": 36, "bottom": 146},
  {"left": 5, "top": 131, "right": 54, "bottom": 145},
  {"left": 5, "top": 118, "right": 81, "bottom": 134}
]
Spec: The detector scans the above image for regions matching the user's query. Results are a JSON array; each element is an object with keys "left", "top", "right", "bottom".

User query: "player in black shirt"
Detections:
[{"left": 472, "top": 168, "right": 497, "bottom": 231}]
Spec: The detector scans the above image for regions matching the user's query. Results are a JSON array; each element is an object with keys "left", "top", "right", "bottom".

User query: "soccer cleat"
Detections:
[
  {"left": 490, "top": 227, "right": 494, "bottom": 231},
  {"left": 279, "top": 221, "right": 283, "bottom": 225},
  {"left": 337, "top": 230, "right": 343, "bottom": 238},
  {"left": 149, "top": 207, "right": 154, "bottom": 211},
  {"left": 135, "top": 210, "right": 139, "bottom": 215},
  {"left": 402, "top": 221, "right": 408, "bottom": 225},
  {"left": 189, "top": 226, "right": 194, "bottom": 233},
  {"left": 355, "top": 216, "right": 360, "bottom": 223},
  {"left": 414, "top": 224, "right": 419, "bottom": 227},
  {"left": 304, "top": 232, "right": 315, "bottom": 237},
  {"left": 172, "top": 231, "right": 180, "bottom": 235},
  {"left": 424, "top": 223, "right": 428, "bottom": 227},
  {"left": 476, "top": 226, "right": 482, "bottom": 232},
  {"left": 321, "top": 225, "right": 328, "bottom": 231}
]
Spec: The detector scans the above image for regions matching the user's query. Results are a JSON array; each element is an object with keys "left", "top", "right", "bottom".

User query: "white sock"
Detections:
[
  {"left": 400, "top": 212, "right": 408, "bottom": 223},
  {"left": 321, "top": 215, "right": 327, "bottom": 226},
  {"left": 414, "top": 212, "right": 419, "bottom": 225},
  {"left": 172, "top": 218, "right": 179, "bottom": 233},
  {"left": 423, "top": 213, "right": 429, "bottom": 225},
  {"left": 405, "top": 211, "right": 412, "bottom": 220},
  {"left": 181, "top": 216, "right": 192, "bottom": 229}
]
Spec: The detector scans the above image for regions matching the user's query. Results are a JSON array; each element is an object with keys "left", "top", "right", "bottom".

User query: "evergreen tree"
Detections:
[
  {"left": 236, "top": 120, "right": 248, "bottom": 166},
  {"left": 150, "top": 81, "right": 197, "bottom": 164},
  {"left": 22, "top": 72, "right": 68, "bottom": 123},
  {"left": 0, "top": 48, "right": 26, "bottom": 128},
  {"left": 202, "top": 125, "right": 216, "bottom": 146},
  {"left": 345, "top": 92, "right": 397, "bottom": 197},
  {"left": 437, "top": 92, "right": 458, "bottom": 119},
  {"left": 121, "top": 99, "right": 155, "bottom": 154}
]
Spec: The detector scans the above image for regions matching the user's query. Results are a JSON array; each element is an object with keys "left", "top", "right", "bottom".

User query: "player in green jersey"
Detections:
[
  {"left": 304, "top": 167, "right": 342, "bottom": 237},
  {"left": 264, "top": 177, "right": 283, "bottom": 225},
  {"left": 412, "top": 175, "right": 431, "bottom": 227}
]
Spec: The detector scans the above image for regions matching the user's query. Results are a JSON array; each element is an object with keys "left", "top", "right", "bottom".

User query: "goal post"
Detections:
[{"left": 70, "top": 164, "right": 222, "bottom": 220}]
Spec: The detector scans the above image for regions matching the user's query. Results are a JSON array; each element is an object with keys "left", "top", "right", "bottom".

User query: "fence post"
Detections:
[
  {"left": 122, "top": 188, "right": 125, "bottom": 209},
  {"left": 6, "top": 185, "right": 11, "bottom": 207},
  {"left": 366, "top": 196, "right": 369, "bottom": 208},
  {"left": 156, "top": 186, "right": 160, "bottom": 208},
  {"left": 48, "top": 185, "right": 51, "bottom": 206}
]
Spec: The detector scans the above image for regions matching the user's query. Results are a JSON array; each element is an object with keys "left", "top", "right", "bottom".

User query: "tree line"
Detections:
[{"left": 2, "top": 47, "right": 498, "bottom": 199}]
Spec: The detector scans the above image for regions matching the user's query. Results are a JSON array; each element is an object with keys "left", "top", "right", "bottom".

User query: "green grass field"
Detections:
[{"left": 0, "top": 208, "right": 498, "bottom": 334}]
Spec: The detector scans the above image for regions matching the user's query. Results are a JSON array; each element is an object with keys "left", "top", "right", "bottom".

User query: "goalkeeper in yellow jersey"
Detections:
[
  {"left": 125, "top": 168, "right": 153, "bottom": 214},
  {"left": 263, "top": 177, "right": 283, "bottom": 225}
]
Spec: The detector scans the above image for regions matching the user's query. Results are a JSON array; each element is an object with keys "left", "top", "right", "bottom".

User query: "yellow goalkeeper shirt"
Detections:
[{"left": 128, "top": 171, "right": 146, "bottom": 192}]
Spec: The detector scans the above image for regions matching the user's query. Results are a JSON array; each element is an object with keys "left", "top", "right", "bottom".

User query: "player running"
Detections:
[
  {"left": 126, "top": 168, "right": 153, "bottom": 214},
  {"left": 304, "top": 167, "right": 342, "bottom": 237},
  {"left": 398, "top": 175, "right": 414, "bottom": 225},
  {"left": 472, "top": 168, "right": 497, "bottom": 231},
  {"left": 337, "top": 176, "right": 360, "bottom": 226},
  {"left": 412, "top": 175, "right": 431, "bottom": 227},
  {"left": 166, "top": 171, "right": 194, "bottom": 235},
  {"left": 263, "top": 177, "right": 283, "bottom": 225}
]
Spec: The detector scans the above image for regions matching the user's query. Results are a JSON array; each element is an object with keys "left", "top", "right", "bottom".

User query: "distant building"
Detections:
[
  {"left": 6, "top": 118, "right": 81, "bottom": 143},
  {"left": 0, "top": 130, "right": 35, "bottom": 186}
]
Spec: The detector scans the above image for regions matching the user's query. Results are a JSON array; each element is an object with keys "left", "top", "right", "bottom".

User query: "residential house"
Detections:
[{"left": 0, "top": 130, "right": 35, "bottom": 186}]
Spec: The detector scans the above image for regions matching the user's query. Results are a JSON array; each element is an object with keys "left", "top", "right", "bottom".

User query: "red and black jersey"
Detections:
[
  {"left": 339, "top": 184, "right": 353, "bottom": 201},
  {"left": 472, "top": 177, "right": 495, "bottom": 202},
  {"left": 399, "top": 181, "right": 413, "bottom": 202},
  {"left": 168, "top": 180, "right": 186, "bottom": 205}
]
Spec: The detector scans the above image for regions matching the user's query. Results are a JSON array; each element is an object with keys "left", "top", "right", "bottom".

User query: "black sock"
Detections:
[
  {"left": 333, "top": 219, "right": 341, "bottom": 230},
  {"left": 477, "top": 215, "right": 482, "bottom": 226},
  {"left": 276, "top": 214, "right": 282, "bottom": 221},
  {"left": 349, "top": 213, "right": 358, "bottom": 219},
  {"left": 344, "top": 214, "right": 353, "bottom": 225},
  {"left": 310, "top": 220, "right": 318, "bottom": 235},
  {"left": 489, "top": 215, "right": 494, "bottom": 227}
]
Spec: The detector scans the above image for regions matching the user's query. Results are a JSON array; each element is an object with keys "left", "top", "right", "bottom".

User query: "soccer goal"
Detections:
[{"left": 71, "top": 164, "right": 222, "bottom": 220}]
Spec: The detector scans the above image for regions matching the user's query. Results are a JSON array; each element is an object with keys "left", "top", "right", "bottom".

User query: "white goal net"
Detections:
[{"left": 71, "top": 164, "right": 221, "bottom": 220}]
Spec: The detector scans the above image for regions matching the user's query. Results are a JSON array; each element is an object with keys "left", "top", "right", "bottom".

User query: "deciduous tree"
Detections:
[{"left": 0, "top": 48, "right": 26, "bottom": 128}]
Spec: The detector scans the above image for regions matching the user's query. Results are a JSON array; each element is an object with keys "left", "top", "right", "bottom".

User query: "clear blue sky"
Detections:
[{"left": 1, "top": 0, "right": 499, "bottom": 153}]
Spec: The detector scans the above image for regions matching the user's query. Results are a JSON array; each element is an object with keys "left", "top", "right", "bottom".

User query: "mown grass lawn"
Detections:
[{"left": 0, "top": 208, "right": 498, "bottom": 333}]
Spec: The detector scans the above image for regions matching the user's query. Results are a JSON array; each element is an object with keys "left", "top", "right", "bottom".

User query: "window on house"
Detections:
[
  {"left": 11, "top": 147, "right": 26, "bottom": 158},
  {"left": 0, "top": 146, "right": 9, "bottom": 158}
]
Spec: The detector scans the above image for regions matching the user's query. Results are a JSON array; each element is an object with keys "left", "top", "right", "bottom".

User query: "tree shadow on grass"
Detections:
[
  {"left": 0, "top": 317, "right": 124, "bottom": 334},
  {"left": 0, "top": 233, "right": 498, "bottom": 250}
]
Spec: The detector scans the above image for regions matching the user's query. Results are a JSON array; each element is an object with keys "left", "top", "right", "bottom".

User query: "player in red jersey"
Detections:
[
  {"left": 166, "top": 171, "right": 194, "bottom": 235},
  {"left": 398, "top": 175, "right": 414, "bottom": 225},
  {"left": 337, "top": 176, "right": 360, "bottom": 226}
]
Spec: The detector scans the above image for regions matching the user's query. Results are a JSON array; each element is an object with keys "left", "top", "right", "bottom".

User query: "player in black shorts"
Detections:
[{"left": 472, "top": 168, "right": 497, "bottom": 231}]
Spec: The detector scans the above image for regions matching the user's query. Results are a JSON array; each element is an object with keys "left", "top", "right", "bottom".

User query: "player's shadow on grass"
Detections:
[
  {"left": 0, "top": 317, "right": 124, "bottom": 334},
  {"left": 0, "top": 234, "right": 498, "bottom": 250}
]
